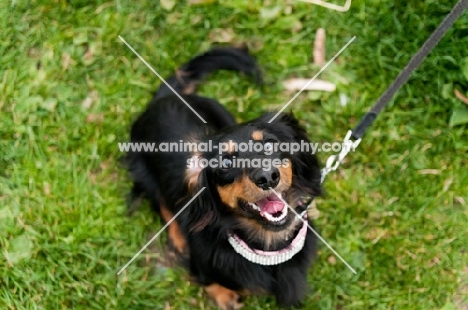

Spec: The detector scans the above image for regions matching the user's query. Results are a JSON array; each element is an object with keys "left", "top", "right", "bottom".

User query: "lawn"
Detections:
[{"left": 1, "top": 0, "right": 467, "bottom": 309}]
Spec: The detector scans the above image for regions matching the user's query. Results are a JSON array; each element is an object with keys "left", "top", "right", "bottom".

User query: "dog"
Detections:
[{"left": 126, "top": 46, "right": 322, "bottom": 309}]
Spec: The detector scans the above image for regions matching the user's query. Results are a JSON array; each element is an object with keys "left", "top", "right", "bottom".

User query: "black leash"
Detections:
[
  {"left": 320, "top": 0, "right": 468, "bottom": 183},
  {"left": 351, "top": 0, "right": 468, "bottom": 140}
]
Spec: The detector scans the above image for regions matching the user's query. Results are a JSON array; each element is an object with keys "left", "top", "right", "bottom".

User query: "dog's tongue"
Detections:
[{"left": 257, "top": 194, "right": 285, "bottom": 215}]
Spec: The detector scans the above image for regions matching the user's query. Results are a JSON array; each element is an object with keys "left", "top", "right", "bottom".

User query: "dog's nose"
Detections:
[{"left": 252, "top": 168, "right": 280, "bottom": 190}]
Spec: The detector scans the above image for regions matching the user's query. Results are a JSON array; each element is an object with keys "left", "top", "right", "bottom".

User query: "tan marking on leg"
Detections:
[
  {"left": 182, "top": 83, "right": 196, "bottom": 95},
  {"left": 175, "top": 69, "right": 197, "bottom": 95},
  {"left": 160, "top": 205, "right": 186, "bottom": 253},
  {"left": 251, "top": 130, "right": 263, "bottom": 140},
  {"left": 175, "top": 69, "right": 190, "bottom": 83},
  {"left": 205, "top": 284, "right": 243, "bottom": 310}
]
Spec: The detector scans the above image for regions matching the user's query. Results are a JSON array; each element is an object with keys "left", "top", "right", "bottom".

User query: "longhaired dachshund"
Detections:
[{"left": 126, "top": 46, "right": 322, "bottom": 309}]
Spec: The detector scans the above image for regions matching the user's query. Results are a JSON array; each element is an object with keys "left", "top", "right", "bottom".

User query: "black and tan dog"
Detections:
[{"left": 126, "top": 47, "right": 322, "bottom": 309}]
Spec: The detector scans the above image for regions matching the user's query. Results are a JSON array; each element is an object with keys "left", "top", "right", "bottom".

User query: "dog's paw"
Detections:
[{"left": 205, "top": 284, "right": 243, "bottom": 310}]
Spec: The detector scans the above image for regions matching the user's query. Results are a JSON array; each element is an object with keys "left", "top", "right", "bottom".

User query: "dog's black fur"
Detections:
[{"left": 126, "top": 46, "right": 322, "bottom": 309}]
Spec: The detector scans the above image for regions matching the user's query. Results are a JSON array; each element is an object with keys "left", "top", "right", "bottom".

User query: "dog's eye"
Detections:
[
  {"left": 221, "top": 156, "right": 233, "bottom": 169},
  {"left": 264, "top": 140, "right": 276, "bottom": 152}
]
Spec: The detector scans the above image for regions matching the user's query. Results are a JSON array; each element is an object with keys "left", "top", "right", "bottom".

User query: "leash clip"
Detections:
[{"left": 321, "top": 130, "right": 361, "bottom": 184}]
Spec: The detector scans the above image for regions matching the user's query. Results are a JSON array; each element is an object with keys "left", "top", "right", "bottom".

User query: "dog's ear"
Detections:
[
  {"left": 187, "top": 168, "right": 220, "bottom": 232},
  {"left": 275, "top": 113, "right": 322, "bottom": 197}
]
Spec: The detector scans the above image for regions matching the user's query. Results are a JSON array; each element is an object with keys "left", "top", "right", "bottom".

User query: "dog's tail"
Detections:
[{"left": 155, "top": 46, "right": 262, "bottom": 99}]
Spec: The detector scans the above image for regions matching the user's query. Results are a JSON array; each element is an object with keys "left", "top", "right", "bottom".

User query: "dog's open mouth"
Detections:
[{"left": 240, "top": 192, "right": 288, "bottom": 224}]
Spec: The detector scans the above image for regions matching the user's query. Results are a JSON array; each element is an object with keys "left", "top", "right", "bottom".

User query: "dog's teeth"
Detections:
[{"left": 262, "top": 205, "right": 288, "bottom": 222}]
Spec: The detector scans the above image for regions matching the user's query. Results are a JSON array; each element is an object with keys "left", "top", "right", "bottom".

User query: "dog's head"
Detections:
[{"left": 186, "top": 113, "right": 321, "bottom": 248}]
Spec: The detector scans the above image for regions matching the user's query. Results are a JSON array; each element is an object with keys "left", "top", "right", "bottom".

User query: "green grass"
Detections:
[{"left": 1, "top": 0, "right": 468, "bottom": 309}]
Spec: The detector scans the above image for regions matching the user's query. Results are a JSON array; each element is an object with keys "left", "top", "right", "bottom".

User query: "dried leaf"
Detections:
[
  {"left": 86, "top": 113, "right": 104, "bottom": 124},
  {"left": 160, "top": 0, "right": 176, "bottom": 11},
  {"left": 454, "top": 89, "right": 468, "bottom": 105},
  {"left": 417, "top": 169, "right": 441, "bottom": 175},
  {"left": 82, "top": 97, "right": 93, "bottom": 109},
  {"left": 339, "top": 93, "right": 348, "bottom": 106},
  {"left": 62, "top": 52, "right": 71, "bottom": 71},
  {"left": 283, "top": 78, "right": 336, "bottom": 92},
  {"left": 189, "top": 0, "right": 215, "bottom": 5},
  {"left": 313, "top": 28, "right": 326, "bottom": 66},
  {"left": 209, "top": 28, "right": 235, "bottom": 43},
  {"left": 43, "top": 182, "right": 51, "bottom": 196}
]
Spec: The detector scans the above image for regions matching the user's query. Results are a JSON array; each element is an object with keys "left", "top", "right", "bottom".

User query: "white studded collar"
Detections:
[{"left": 227, "top": 215, "right": 308, "bottom": 266}]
